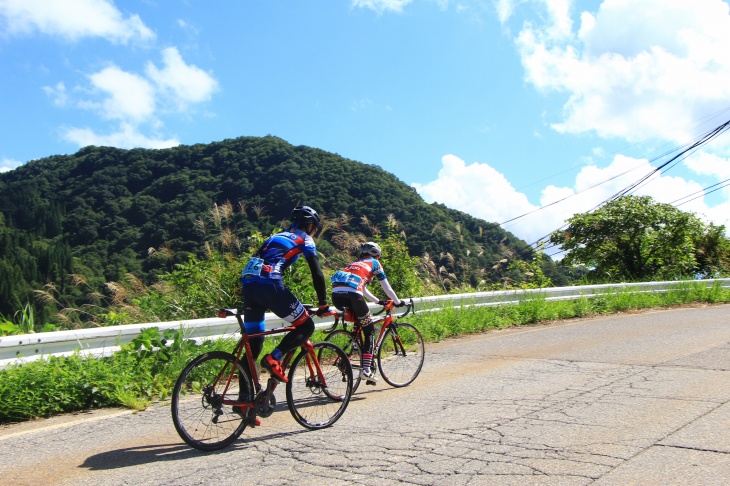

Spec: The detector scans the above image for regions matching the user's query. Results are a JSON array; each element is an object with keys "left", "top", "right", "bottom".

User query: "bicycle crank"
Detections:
[{"left": 255, "top": 390, "right": 276, "bottom": 417}]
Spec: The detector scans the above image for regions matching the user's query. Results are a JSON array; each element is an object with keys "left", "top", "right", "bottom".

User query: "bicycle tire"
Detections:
[
  {"left": 377, "top": 322, "right": 425, "bottom": 388},
  {"left": 171, "top": 351, "right": 253, "bottom": 451},
  {"left": 324, "top": 329, "right": 363, "bottom": 393},
  {"left": 286, "top": 341, "right": 353, "bottom": 429}
]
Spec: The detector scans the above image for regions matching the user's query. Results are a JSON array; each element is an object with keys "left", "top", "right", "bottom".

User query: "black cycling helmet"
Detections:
[
  {"left": 290, "top": 205, "right": 322, "bottom": 232},
  {"left": 359, "top": 241, "right": 382, "bottom": 258}
]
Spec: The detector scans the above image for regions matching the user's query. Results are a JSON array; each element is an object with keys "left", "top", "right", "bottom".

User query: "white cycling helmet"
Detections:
[{"left": 359, "top": 241, "right": 382, "bottom": 258}]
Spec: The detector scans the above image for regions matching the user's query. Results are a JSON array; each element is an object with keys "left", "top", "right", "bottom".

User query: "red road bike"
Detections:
[
  {"left": 324, "top": 299, "right": 424, "bottom": 393},
  {"left": 171, "top": 307, "right": 353, "bottom": 451}
]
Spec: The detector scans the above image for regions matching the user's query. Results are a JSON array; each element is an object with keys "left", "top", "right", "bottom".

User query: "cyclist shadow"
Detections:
[{"left": 78, "top": 428, "right": 317, "bottom": 471}]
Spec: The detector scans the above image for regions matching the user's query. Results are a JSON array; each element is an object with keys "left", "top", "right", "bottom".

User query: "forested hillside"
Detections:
[{"left": 0, "top": 136, "right": 569, "bottom": 324}]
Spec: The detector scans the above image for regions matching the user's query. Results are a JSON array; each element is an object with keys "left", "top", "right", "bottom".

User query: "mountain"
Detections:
[{"left": 0, "top": 136, "right": 568, "bottom": 320}]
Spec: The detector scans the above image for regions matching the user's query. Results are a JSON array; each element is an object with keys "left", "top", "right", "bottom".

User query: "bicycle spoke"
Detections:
[
  {"left": 324, "top": 329, "right": 362, "bottom": 393},
  {"left": 171, "top": 351, "right": 253, "bottom": 451},
  {"left": 377, "top": 323, "right": 425, "bottom": 387},
  {"left": 286, "top": 341, "right": 353, "bottom": 429}
]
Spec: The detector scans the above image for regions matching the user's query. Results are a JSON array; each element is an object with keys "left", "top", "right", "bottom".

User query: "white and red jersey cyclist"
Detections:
[
  {"left": 331, "top": 256, "right": 401, "bottom": 305},
  {"left": 330, "top": 242, "right": 403, "bottom": 385}
]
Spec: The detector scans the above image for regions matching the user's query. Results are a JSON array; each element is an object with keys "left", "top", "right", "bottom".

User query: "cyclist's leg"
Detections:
[
  {"left": 259, "top": 281, "right": 314, "bottom": 382},
  {"left": 241, "top": 283, "right": 267, "bottom": 359},
  {"left": 333, "top": 292, "right": 372, "bottom": 346},
  {"left": 331, "top": 292, "right": 349, "bottom": 313},
  {"left": 275, "top": 319, "right": 315, "bottom": 356},
  {"left": 240, "top": 283, "right": 267, "bottom": 400},
  {"left": 338, "top": 292, "right": 376, "bottom": 382}
]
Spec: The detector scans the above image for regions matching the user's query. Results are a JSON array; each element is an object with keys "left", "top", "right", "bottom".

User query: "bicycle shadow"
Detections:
[
  {"left": 78, "top": 428, "right": 313, "bottom": 471},
  {"left": 79, "top": 388, "right": 386, "bottom": 472}
]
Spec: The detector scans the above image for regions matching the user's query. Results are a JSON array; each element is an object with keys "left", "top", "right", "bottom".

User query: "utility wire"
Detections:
[
  {"left": 672, "top": 179, "right": 730, "bottom": 207},
  {"left": 510, "top": 118, "right": 730, "bottom": 260},
  {"left": 513, "top": 106, "right": 730, "bottom": 193},
  {"left": 478, "top": 116, "right": 730, "bottom": 265},
  {"left": 608, "top": 120, "right": 730, "bottom": 201},
  {"left": 497, "top": 132, "right": 703, "bottom": 229}
]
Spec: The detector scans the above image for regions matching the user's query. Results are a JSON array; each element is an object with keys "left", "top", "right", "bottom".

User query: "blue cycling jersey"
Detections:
[{"left": 241, "top": 228, "right": 318, "bottom": 284}]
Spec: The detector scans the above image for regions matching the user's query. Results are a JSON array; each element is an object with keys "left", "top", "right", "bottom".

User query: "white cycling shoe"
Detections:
[{"left": 360, "top": 368, "right": 378, "bottom": 385}]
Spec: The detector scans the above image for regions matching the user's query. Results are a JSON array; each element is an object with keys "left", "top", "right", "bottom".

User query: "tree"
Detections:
[
  {"left": 374, "top": 219, "right": 423, "bottom": 298},
  {"left": 694, "top": 223, "right": 730, "bottom": 278},
  {"left": 550, "top": 195, "right": 729, "bottom": 282},
  {"left": 1, "top": 136, "right": 569, "bottom": 320}
]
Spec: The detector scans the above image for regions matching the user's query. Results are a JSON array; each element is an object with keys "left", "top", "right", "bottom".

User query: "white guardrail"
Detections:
[{"left": 2, "top": 279, "right": 729, "bottom": 368}]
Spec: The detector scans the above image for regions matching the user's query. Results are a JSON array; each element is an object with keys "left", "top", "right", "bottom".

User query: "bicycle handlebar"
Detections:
[
  {"left": 219, "top": 298, "right": 415, "bottom": 334},
  {"left": 373, "top": 298, "right": 414, "bottom": 317}
]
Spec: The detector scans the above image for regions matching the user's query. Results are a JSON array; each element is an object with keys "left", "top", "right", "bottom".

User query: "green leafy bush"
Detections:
[{"left": 1, "top": 282, "right": 727, "bottom": 424}]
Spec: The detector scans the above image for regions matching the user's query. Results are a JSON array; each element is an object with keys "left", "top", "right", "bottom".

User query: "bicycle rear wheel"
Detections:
[
  {"left": 286, "top": 341, "right": 353, "bottom": 429},
  {"left": 324, "top": 329, "right": 363, "bottom": 393},
  {"left": 171, "top": 351, "right": 253, "bottom": 451},
  {"left": 377, "top": 322, "right": 425, "bottom": 387}
]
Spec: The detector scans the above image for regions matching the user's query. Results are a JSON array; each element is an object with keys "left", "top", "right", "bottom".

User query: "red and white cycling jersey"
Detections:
[
  {"left": 331, "top": 256, "right": 401, "bottom": 305},
  {"left": 330, "top": 257, "right": 386, "bottom": 294}
]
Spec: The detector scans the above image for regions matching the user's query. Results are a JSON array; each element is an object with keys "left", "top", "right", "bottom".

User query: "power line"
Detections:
[
  {"left": 477, "top": 116, "right": 730, "bottom": 264},
  {"left": 512, "top": 106, "right": 730, "bottom": 193},
  {"left": 672, "top": 178, "right": 730, "bottom": 207},
  {"left": 519, "top": 118, "right": 730, "bottom": 255},
  {"left": 609, "top": 120, "right": 730, "bottom": 200},
  {"left": 496, "top": 129, "right": 709, "bottom": 229}
]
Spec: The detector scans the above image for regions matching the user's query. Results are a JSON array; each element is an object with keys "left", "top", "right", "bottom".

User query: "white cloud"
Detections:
[
  {"left": 494, "top": 0, "right": 514, "bottom": 24},
  {"left": 413, "top": 154, "right": 534, "bottom": 225},
  {"left": 352, "top": 0, "right": 413, "bottom": 13},
  {"left": 86, "top": 66, "right": 157, "bottom": 123},
  {"left": 145, "top": 47, "right": 219, "bottom": 108},
  {"left": 413, "top": 153, "right": 728, "bottom": 247},
  {"left": 1, "top": 157, "right": 23, "bottom": 172},
  {"left": 685, "top": 152, "right": 730, "bottom": 180},
  {"left": 512, "top": 0, "right": 730, "bottom": 143},
  {"left": 684, "top": 151, "right": 730, "bottom": 204},
  {"left": 42, "top": 82, "right": 69, "bottom": 107},
  {"left": 434, "top": 0, "right": 730, "bottom": 249},
  {"left": 0, "top": 0, "right": 155, "bottom": 44},
  {"left": 543, "top": 0, "right": 573, "bottom": 40},
  {"left": 62, "top": 123, "right": 179, "bottom": 150},
  {"left": 46, "top": 49, "right": 218, "bottom": 150}
]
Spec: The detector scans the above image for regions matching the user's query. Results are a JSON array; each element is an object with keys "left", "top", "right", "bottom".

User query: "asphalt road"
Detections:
[{"left": 1, "top": 304, "right": 728, "bottom": 485}]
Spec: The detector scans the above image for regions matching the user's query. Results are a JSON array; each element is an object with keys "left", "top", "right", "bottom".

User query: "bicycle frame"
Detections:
[
  {"left": 217, "top": 309, "right": 332, "bottom": 412},
  {"left": 326, "top": 299, "right": 413, "bottom": 348},
  {"left": 172, "top": 308, "right": 353, "bottom": 451},
  {"left": 322, "top": 298, "right": 423, "bottom": 392}
]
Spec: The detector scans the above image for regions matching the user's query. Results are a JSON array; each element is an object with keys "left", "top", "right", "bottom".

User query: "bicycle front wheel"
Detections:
[
  {"left": 171, "top": 351, "right": 253, "bottom": 451},
  {"left": 377, "top": 322, "right": 425, "bottom": 387},
  {"left": 324, "top": 329, "right": 363, "bottom": 393},
  {"left": 286, "top": 341, "right": 353, "bottom": 429}
]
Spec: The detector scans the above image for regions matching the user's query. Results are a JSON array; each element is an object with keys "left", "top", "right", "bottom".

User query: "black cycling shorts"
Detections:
[{"left": 241, "top": 280, "right": 309, "bottom": 332}]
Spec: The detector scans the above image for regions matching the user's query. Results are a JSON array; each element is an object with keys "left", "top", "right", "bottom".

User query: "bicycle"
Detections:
[
  {"left": 171, "top": 307, "right": 353, "bottom": 451},
  {"left": 323, "top": 298, "right": 424, "bottom": 393}
]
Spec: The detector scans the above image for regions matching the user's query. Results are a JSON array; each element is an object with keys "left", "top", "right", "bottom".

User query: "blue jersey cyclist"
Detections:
[
  {"left": 331, "top": 241, "right": 405, "bottom": 385},
  {"left": 240, "top": 205, "right": 329, "bottom": 383}
]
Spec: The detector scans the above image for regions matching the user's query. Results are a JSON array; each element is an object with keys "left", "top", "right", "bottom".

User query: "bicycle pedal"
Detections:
[
  {"left": 366, "top": 378, "right": 377, "bottom": 386},
  {"left": 246, "top": 416, "right": 261, "bottom": 427}
]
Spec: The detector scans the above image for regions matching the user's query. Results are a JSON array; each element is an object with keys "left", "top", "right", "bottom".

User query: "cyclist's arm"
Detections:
[
  {"left": 306, "top": 254, "right": 328, "bottom": 305},
  {"left": 363, "top": 287, "right": 381, "bottom": 303},
  {"left": 378, "top": 278, "right": 401, "bottom": 305}
]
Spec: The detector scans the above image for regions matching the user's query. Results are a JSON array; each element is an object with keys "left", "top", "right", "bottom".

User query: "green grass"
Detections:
[
  {"left": 406, "top": 281, "right": 730, "bottom": 343},
  {"left": 1, "top": 282, "right": 729, "bottom": 424}
]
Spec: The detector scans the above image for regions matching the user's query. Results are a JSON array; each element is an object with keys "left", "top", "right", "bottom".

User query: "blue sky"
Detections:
[{"left": 2, "top": 0, "right": 730, "bottom": 253}]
